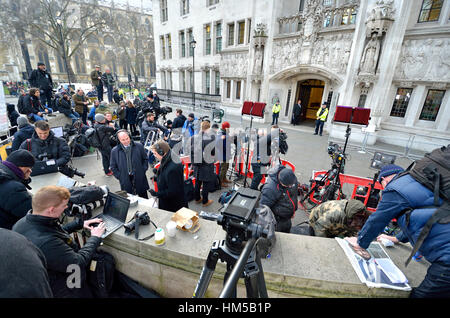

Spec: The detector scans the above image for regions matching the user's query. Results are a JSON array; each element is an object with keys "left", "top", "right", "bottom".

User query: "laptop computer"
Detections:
[
  {"left": 92, "top": 192, "right": 130, "bottom": 238},
  {"left": 30, "top": 160, "right": 59, "bottom": 176}
]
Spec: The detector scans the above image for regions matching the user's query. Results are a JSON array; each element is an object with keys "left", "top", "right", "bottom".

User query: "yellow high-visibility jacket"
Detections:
[
  {"left": 316, "top": 107, "right": 329, "bottom": 121},
  {"left": 272, "top": 103, "right": 281, "bottom": 114}
]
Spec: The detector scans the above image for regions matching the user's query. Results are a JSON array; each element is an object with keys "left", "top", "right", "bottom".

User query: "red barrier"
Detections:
[{"left": 308, "top": 170, "right": 383, "bottom": 212}]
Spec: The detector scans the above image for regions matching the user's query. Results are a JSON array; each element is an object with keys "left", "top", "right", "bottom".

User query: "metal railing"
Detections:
[{"left": 328, "top": 128, "right": 450, "bottom": 161}]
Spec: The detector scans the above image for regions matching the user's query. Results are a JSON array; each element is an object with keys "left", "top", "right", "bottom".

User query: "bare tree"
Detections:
[{"left": 0, "top": 0, "right": 107, "bottom": 83}]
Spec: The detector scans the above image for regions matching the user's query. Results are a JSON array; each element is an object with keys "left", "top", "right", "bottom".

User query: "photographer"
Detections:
[
  {"left": 94, "top": 114, "right": 115, "bottom": 176},
  {"left": 149, "top": 140, "right": 188, "bottom": 212},
  {"left": 140, "top": 112, "right": 167, "bottom": 145},
  {"left": 19, "top": 120, "right": 71, "bottom": 169},
  {"left": 0, "top": 150, "right": 35, "bottom": 229},
  {"left": 13, "top": 185, "right": 106, "bottom": 298},
  {"left": 260, "top": 165, "right": 298, "bottom": 233}
]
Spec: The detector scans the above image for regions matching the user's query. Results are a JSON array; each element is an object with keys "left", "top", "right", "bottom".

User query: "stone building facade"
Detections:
[
  {"left": 0, "top": 0, "right": 156, "bottom": 86},
  {"left": 153, "top": 0, "right": 449, "bottom": 151}
]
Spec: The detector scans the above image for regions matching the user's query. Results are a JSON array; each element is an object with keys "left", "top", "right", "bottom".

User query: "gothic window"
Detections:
[
  {"left": 215, "top": 22, "right": 222, "bottom": 54},
  {"left": 104, "top": 35, "right": 115, "bottom": 46},
  {"left": 205, "top": 70, "right": 210, "bottom": 94},
  {"left": 188, "top": 29, "right": 194, "bottom": 57},
  {"left": 74, "top": 52, "right": 86, "bottom": 74},
  {"left": 226, "top": 80, "right": 231, "bottom": 99},
  {"left": 357, "top": 94, "right": 367, "bottom": 108},
  {"left": 238, "top": 21, "right": 245, "bottom": 45},
  {"left": 390, "top": 88, "right": 412, "bottom": 118},
  {"left": 36, "top": 46, "right": 51, "bottom": 72},
  {"left": 418, "top": 0, "right": 443, "bottom": 23},
  {"left": 106, "top": 51, "right": 117, "bottom": 74},
  {"left": 180, "top": 0, "right": 189, "bottom": 15},
  {"left": 87, "top": 34, "right": 98, "bottom": 45},
  {"left": 215, "top": 71, "right": 220, "bottom": 95},
  {"left": 120, "top": 54, "right": 130, "bottom": 76},
  {"left": 299, "top": 0, "right": 305, "bottom": 12},
  {"left": 207, "top": 0, "right": 219, "bottom": 6},
  {"left": 161, "top": 0, "right": 168, "bottom": 22},
  {"left": 160, "top": 36, "right": 166, "bottom": 59},
  {"left": 419, "top": 89, "right": 445, "bottom": 121},
  {"left": 89, "top": 50, "right": 101, "bottom": 70},
  {"left": 205, "top": 24, "right": 211, "bottom": 55},
  {"left": 56, "top": 53, "right": 66, "bottom": 73},
  {"left": 323, "top": 12, "right": 333, "bottom": 27},
  {"left": 137, "top": 55, "right": 145, "bottom": 77},
  {"left": 322, "top": 0, "right": 334, "bottom": 6},
  {"left": 145, "top": 18, "right": 152, "bottom": 33},
  {"left": 228, "top": 23, "right": 235, "bottom": 46},
  {"left": 342, "top": 8, "right": 357, "bottom": 25},
  {"left": 180, "top": 31, "right": 186, "bottom": 57},
  {"left": 166, "top": 34, "right": 172, "bottom": 59},
  {"left": 235, "top": 80, "right": 241, "bottom": 100}
]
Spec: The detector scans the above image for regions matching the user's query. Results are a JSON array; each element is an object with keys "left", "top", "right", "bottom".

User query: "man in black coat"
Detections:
[
  {"left": 149, "top": 140, "right": 188, "bottom": 212},
  {"left": 260, "top": 165, "right": 298, "bottom": 233},
  {"left": 110, "top": 130, "right": 150, "bottom": 198},
  {"left": 13, "top": 185, "right": 105, "bottom": 298},
  {"left": 11, "top": 116, "right": 34, "bottom": 151},
  {"left": 292, "top": 99, "right": 302, "bottom": 126},
  {"left": 29, "top": 62, "right": 53, "bottom": 107},
  {"left": 19, "top": 120, "right": 71, "bottom": 169},
  {"left": 0, "top": 228, "right": 53, "bottom": 297},
  {"left": 0, "top": 150, "right": 35, "bottom": 230},
  {"left": 94, "top": 113, "right": 115, "bottom": 176}
]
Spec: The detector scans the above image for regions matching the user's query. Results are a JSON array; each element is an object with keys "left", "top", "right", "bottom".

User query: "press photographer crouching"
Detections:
[
  {"left": 19, "top": 120, "right": 71, "bottom": 176},
  {"left": 13, "top": 185, "right": 106, "bottom": 298}
]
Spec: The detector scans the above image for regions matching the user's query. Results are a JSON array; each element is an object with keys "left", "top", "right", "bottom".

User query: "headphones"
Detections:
[{"left": 153, "top": 141, "right": 165, "bottom": 156}]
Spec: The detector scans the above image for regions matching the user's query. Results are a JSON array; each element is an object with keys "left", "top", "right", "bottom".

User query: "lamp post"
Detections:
[
  {"left": 56, "top": 16, "right": 71, "bottom": 87},
  {"left": 190, "top": 38, "right": 196, "bottom": 111}
]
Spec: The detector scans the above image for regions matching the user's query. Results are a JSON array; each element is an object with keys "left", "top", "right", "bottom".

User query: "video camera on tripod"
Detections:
[{"left": 194, "top": 188, "right": 276, "bottom": 298}]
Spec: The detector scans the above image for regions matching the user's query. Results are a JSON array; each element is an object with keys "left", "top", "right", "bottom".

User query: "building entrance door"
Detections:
[{"left": 295, "top": 79, "right": 325, "bottom": 124}]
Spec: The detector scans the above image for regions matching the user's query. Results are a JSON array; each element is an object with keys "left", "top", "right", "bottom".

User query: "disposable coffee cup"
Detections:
[{"left": 166, "top": 220, "right": 177, "bottom": 237}]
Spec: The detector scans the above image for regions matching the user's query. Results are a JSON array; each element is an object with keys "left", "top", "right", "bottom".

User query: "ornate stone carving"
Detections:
[
  {"left": 359, "top": 33, "right": 381, "bottom": 75},
  {"left": 253, "top": 23, "right": 268, "bottom": 48},
  {"left": 220, "top": 52, "right": 248, "bottom": 78},
  {"left": 269, "top": 37, "right": 302, "bottom": 74},
  {"left": 311, "top": 33, "right": 353, "bottom": 74},
  {"left": 302, "top": 0, "right": 323, "bottom": 44},
  {"left": 366, "top": 0, "right": 396, "bottom": 37},
  {"left": 395, "top": 38, "right": 450, "bottom": 82}
]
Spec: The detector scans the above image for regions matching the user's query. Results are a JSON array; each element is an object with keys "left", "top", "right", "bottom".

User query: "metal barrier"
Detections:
[{"left": 328, "top": 128, "right": 450, "bottom": 161}]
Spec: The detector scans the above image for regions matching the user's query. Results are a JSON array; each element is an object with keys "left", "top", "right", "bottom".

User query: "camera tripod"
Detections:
[{"left": 193, "top": 237, "right": 268, "bottom": 298}]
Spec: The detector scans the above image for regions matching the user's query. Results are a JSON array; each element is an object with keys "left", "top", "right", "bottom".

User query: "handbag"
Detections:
[{"left": 171, "top": 207, "right": 200, "bottom": 233}]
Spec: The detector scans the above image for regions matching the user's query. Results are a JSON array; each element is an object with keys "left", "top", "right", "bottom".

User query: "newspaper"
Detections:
[{"left": 336, "top": 238, "right": 411, "bottom": 291}]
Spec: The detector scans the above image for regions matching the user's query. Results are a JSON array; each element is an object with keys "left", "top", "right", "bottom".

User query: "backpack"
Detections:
[
  {"left": 85, "top": 128, "right": 102, "bottom": 148},
  {"left": 396, "top": 144, "right": 450, "bottom": 266},
  {"left": 219, "top": 189, "right": 236, "bottom": 205},
  {"left": 87, "top": 251, "right": 116, "bottom": 298},
  {"left": 279, "top": 131, "right": 288, "bottom": 155},
  {"left": 209, "top": 174, "right": 221, "bottom": 193}
]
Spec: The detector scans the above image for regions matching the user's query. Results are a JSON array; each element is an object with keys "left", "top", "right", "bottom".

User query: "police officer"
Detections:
[{"left": 314, "top": 102, "right": 328, "bottom": 136}]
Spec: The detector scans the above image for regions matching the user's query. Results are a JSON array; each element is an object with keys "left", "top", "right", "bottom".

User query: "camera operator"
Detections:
[
  {"left": 250, "top": 128, "right": 274, "bottom": 190},
  {"left": 216, "top": 122, "right": 232, "bottom": 187},
  {"left": 19, "top": 120, "right": 71, "bottom": 169},
  {"left": 140, "top": 112, "right": 167, "bottom": 145},
  {"left": 172, "top": 108, "right": 187, "bottom": 129},
  {"left": 13, "top": 185, "right": 106, "bottom": 298},
  {"left": 110, "top": 130, "right": 150, "bottom": 198},
  {"left": 94, "top": 114, "right": 115, "bottom": 176},
  {"left": 149, "top": 140, "right": 188, "bottom": 212},
  {"left": 260, "top": 165, "right": 298, "bottom": 233},
  {"left": 0, "top": 150, "right": 35, "bottom": 230}
]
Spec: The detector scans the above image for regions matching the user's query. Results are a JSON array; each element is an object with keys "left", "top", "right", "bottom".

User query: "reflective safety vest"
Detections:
[
  {"left": 272, "top": 103, "right": 281, "bottom": 114},
  {"left": 316, "top": 107, "right": 328, "bottom": 121}
]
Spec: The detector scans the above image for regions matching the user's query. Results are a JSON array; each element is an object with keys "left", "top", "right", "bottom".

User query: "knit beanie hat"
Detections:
[
  {"left": 222, "top": 121, "right": 230, "bottom": 130},
  {"left": 278, "top": 167, "right": 297, "bottom": 188},
  {"left": 378, "top": 164, "right": 404, "bottom": 181},
  {"left": 17, "top": 116, "right": 29, "bottom": 128},
  {"left": 95, "top": 113, "right": 105, "bottom": 123},
  {"left": 6, "top": 150, "right": 36, "bottom": 168}
]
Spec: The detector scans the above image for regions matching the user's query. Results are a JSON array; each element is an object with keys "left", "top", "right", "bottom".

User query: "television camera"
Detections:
[{"left": 193, "top": 188, "right": 276, "bottom": 298}]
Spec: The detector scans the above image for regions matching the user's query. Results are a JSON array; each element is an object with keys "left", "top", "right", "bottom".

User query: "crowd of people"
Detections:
[{"left": 0, "top": 62, "right": 449, "bottom": 299}]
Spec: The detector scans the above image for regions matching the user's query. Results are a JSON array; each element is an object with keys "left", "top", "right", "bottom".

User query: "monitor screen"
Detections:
[
  {"left": 51, "top": 126, "right": 64, "bottom": 138},
  {"left": 104, "top": 194, "right": 130, "bottom": 222}
]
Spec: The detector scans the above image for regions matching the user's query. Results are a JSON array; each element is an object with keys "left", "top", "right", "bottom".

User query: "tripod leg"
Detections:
[
  {"left": 255, "top": 256, "right": 269, "bottom": 298},
  {"left": 193, "top": 242, "right": 220, "bottom": 298},
  {"left": 244, "top": 272, "right": 260, "bottom": 298}
]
